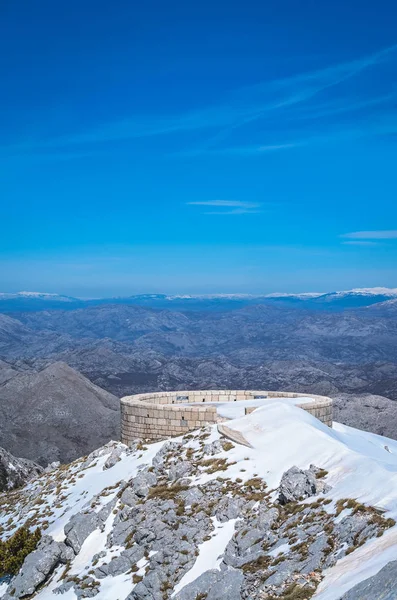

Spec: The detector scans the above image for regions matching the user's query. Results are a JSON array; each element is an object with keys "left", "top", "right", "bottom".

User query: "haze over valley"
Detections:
[{"left": 1, "top": 287, "right": 397, "bottom": 464}]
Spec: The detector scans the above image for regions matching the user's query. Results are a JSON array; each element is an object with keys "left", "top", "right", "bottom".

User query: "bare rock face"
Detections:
[
  {"left": 333, "top": 393, "right": 397, "bottom": 440},
  {"left": 173, "top": 566, "right": 244, "bottom": 600},
  {"left": 2, "top": 537, "right": 73, "bottom": 599},
  {"left": 0, "top": 446, "right": 43, "bottom": 492},
  {"left": 0, "top": 361, "right": 119, "bottom": 466},
  {"left": 278, "top": 465, "right": 328, "bottom": 504},
  {"left": 64, "top": 512, "right": 100, "bottom": 555}
]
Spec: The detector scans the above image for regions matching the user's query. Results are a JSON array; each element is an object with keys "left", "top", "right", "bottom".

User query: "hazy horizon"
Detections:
[{"left": 3, "top": 286, "right": 397, "bottom": 300}]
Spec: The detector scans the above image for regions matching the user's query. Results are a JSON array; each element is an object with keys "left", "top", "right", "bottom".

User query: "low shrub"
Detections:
[{"left": 0, "top": 526, "right": 41, "bottom": 576}]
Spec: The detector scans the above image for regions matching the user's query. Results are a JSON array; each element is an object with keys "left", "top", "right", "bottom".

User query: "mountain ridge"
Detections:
[
  {"left": 0, "top": 361, "right": 119, "bottom": 465},
  {"left": 2, "top": 287, "right": 397, "bottom": 313},
  {"left": 1, "top": 404, "right": 397, "bottom": 599}
]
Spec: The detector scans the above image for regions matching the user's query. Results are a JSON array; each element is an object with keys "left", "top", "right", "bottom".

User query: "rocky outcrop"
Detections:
[
  {"left": 3, "top": 537, "right": 73, "bottom": 599},
  {"left": 64, "top": 511, "right": 100, "bottom": 555},
  {"left": 0, "top": 447, "right": 43, "bottom": 492},
  {"left": 173, "top": 566, "right": 244, "bottom": 600},
  {"left": 0, "top": 428, "right": 395, "bottom": 600},
  {"left": 278, "top": 465, "right": 329, "bottom": 504}
]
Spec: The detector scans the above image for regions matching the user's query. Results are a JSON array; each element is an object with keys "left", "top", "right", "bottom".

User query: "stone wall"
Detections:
[{"left": 121, "top": 390, "right": 333, "bottom": 445}]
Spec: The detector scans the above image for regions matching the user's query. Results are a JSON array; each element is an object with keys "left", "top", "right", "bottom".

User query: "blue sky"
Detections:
[{"left": 1, "top": 0, "right": 397, "bottom": 296}]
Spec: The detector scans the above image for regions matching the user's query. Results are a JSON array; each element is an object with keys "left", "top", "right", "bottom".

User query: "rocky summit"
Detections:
[{"left": 1, "top": 402, "right": 397, "bottom": 600}]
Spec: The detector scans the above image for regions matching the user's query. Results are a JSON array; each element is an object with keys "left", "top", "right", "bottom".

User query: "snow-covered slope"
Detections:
[
  {"left": 363, "top": 297, "right": 397, "bottom": 317},
  {"left": 1, "top": 404, "right": 397, "bottom": 599},
  {"left": 312, "top": 288, "right": 397, "bottom": 309}
]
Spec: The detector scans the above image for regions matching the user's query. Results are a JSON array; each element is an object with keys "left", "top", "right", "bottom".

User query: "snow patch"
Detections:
[{"left": 172, "top": 517, "right": 237, "bottom": 596}]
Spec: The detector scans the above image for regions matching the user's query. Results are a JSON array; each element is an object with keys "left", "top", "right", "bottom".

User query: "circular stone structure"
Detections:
[{"left": 121, "top": 390, "right": 333, "bottom": 445}]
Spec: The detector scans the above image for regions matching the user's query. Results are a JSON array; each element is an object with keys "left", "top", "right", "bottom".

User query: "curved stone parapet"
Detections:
[{"left": 120, "top": 390, "right": 333, "bottom": 445}]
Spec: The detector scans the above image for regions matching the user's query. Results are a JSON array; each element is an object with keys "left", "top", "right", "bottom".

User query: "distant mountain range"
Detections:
[
  {"left": 2, "top": 287, "right": 397, "bottom": 312},
  {"left": 2, "top": 289, "right": 397, "bottom": 463}
]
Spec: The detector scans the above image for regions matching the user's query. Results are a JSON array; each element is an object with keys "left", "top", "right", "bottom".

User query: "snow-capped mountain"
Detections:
[
  {"left": 0, "top": 292, "right": 77, "bottom": 301},
  {"left": 316, "top": 287, "right": 397, "bottom": 299},
  {"left": 311, "top": 287, "right": 397, "bottom": 309},
  {"left": 0, "top": 292, "right": 82, "bottom": 312},
  {"left": 2, "top": 402, "right": 397, "bottom": 599},
  {"left": 2, "top": 288, "right": 397, "bottom": 313},
  {"left": 103, "top": 289, "right": 397, "bottom": 311}
]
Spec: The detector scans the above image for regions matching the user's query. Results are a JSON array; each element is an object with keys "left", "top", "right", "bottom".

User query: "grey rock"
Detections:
[
  {"left": 134, "top": 527, "right": 156, "bottom": 545},
  {"left": 278, "top": 466, "right": 320, "bottom": 504},
  {"left": 215, "top": 497, "right": 244, "bottom": 522},
  {"left": 120, "top": 486, "right": 137, "bottom": 507},
  {"left": 335, "top": 513, "right": 372, "bottom": 547},
  {"left": 131, "top": 469, "right": 157, "bottom": 498},
  {"left": 180, "top": 486, "right": 203, "bottom": 506},
  {"left": 129, "top": 568, "right": 167, "bottom": 600},
  {"left": 300, "top": 534, "right": 329, "bottom": 573},
  {"left": 97, "top": 498, "right": 117, "bottom": 523},
  {"left": 101, "top": 554, "right": 131, "bottom": 577},
  {"left": 265, "top": 559, "right": 300, "bottom": 586},
  {"left": 173, "top": 570, "right": 220, "bottom": 600},
  {"left": 340, "top": 560, "right": 397, "bottom": 599},
  {"left": 75, "top": 576, "right": 100, "bottom": 598},
  {"left": 123, "top": 545, "right": 146, "bottom": 564},
  {"left": 8, "top": 538, "right": 71, "bottom": 598},
  {"left": 203, "top": 440, "right": 223, "bottom": 455},
  {"left": 44, "top": 461, "right": 60, "bottom": 473},
  {"left": 152, "top": 442, "right": 182, "bottom": 471},
  {"left": 128, "top": 439, "right": 144, "bottom": 453},
  {"left": 103, "top": 446, "right": 123, "bottom": 469},
  {"left": 54, "top": 581, "right": 75, "bottom": 595},
  {"left": 258, "top": 506, "right": 279, "bottom": 529},
  {"left": 174, "top": 566, "right": 243, "bottom": 600},
  {"left": 207, "top": 566, "right": 244, "bottom": 600},
  {"left": 64, "top": 511, "right": 100, "bottom": 554},
  {"left": 111, "top": 518, "right": 136, "bottom": 547},
  {"left": 235, "top": 528, "right": 264, "bottom": 554},
  {"left": 168, "top": 461, "right": 192, "bottom": 481}
]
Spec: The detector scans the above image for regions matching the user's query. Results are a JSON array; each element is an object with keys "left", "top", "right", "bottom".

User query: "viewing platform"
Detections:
[{"left": 121, "top": 390, "right": 333, "bottom": 445}]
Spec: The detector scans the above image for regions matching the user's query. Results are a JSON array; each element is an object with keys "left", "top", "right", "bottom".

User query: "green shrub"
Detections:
[{"left": 0, "top": 526, "right": 41, "bottom": 576}]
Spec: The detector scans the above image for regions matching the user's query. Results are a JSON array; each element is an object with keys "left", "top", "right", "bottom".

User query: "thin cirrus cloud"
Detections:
[
  {"left": 342, "top": 241, "right": 379, "bottom": 246},
  {"left": 341, "top": 230, "right": 397, "bottom": 240},
  {"left": 187, "top": 200, "right": 262, "bottom": 215},
  {"left": 5, "top": 42, "right": 397, "bottom": 158}
]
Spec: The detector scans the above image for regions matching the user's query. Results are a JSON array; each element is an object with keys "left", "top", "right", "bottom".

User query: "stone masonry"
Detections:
[{"left": 120, "top": 390, "right": 333, "bottom": 445}]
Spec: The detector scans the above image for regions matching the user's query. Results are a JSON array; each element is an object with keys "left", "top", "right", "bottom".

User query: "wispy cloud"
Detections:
[
  {"left": 341, "top": 230, "right": 397, "bottom": 239},
  {"left": 187, "top": 200, "right": 259, "bottom": 208},
  {"left": 187, "top": 200, "right": 262, "bottom": 215},
  {"left": 342, "top": 241, "right": 380, "bottom": 246},
  {"left": 184, "top": 142, "right": 301, "bottom": 156},
  {"left": 3, "top": 43, "right": 397, "bottom": 158}
]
